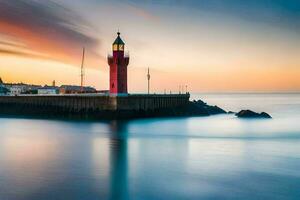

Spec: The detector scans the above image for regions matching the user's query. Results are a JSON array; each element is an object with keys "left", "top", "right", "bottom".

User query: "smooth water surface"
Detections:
[{"left": 0, "top": 93, "right": 300, "bottom": 200}]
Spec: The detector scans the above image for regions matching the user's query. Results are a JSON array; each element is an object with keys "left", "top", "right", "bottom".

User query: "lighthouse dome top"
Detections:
[{"left": 113, "top": 32, "right": 125, "bottom": 45}]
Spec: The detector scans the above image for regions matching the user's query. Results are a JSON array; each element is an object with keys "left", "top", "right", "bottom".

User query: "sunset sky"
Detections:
[{"left": 0, "top": 0, "right": 299, "bottom": 92}]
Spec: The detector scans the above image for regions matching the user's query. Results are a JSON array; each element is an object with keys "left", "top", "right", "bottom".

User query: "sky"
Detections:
[{"left": 0, "top": 0, "right": 299, "bottom": 92}]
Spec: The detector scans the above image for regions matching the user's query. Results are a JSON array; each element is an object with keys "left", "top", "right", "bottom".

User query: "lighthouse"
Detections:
[{"left": 108, "top": 32, "right": 130, "bottom": 94}]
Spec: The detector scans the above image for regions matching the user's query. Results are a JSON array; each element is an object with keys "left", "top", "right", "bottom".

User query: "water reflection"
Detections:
[
  {"left": 91, "top": 120, "right": 131, "bottom": 200},
  {"left": 93, "top": 120, "right": 191, "bottom": 200},
  {"left": 1, "top": 92, "right": 300, "bottom": 200},
  {"left": 0, "top": 134, "right": 60, "bottom": 199},
  {"left": 108, "top": 121, "right": 129, "bottom": 200}
]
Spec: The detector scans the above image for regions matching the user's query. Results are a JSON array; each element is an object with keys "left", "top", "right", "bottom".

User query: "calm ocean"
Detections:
[{"left": 0, "top": 93, "right": 300, "bottom": 200}]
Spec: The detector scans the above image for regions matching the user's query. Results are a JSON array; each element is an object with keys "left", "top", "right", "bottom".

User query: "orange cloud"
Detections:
[
  {"left": 0, "top": 48, "right": 51, "bottom": 60},
  {"left": 0, "top": 1, "right": 104, "bottom": 69}
]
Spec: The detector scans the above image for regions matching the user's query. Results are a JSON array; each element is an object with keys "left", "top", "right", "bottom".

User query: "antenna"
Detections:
[
  {"left": 147, "top": 67, "right": 151, "bottom": 94},
  {"left": 80, "top": 47, "right": 85, "bottom": 93}
]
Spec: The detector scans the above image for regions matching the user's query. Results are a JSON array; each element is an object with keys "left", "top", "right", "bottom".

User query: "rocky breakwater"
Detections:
[
  {"left": 183, "top": 100, "right": 227, "bottom": 116},
  {"left": 178, "top": 100, "right": 272, "bottom": 119},
  {"left": 123, "top": 101, "right": 272, "bottom": 119},
  {"left": 155, "top": 99, "right": 226, "bottom": 118}
]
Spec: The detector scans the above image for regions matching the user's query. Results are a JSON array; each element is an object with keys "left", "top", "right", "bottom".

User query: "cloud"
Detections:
[
  {"left": 120, "top": 0, "right": 300, "bottom": 32},
  {"left": 0, "top": 0, "right": 103, "bottom": 68},
  {"left": 0, "top": 48, "right": 51, "bottom": 60},
  {"left": 0, "top": 41, "right": 27, "bottom": 48}
]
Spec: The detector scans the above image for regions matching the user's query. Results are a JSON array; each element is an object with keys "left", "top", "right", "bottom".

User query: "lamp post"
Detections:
[{"left": 147, "top": 67, "right": 150, "bottom": 95}]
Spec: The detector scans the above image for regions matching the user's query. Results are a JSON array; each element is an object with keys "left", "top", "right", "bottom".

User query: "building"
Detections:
[
  {"left": 38, "top": 86, "right": 59, "bottom": 95},
  {"left": 9, "top": 85, "right": 26, "bottom": 95},
  {"left": 59, "top": 85, "right": 97, "bottom": 94},
  {"left": 22, "top": 85, "right": 40, "bottom": 94},
  {"left": 4, "top": 83, "right": 41, "bottom": 95},
  {"left": 108, "top": 32, "right": 130, "bottom": 94}
]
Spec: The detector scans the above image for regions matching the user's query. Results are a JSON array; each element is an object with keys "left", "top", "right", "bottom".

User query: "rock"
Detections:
[
  {"left": 194, "top": 100, "right": 207, "bottom": 106},
  {"left": 228, "top": 111, "right": 236, "bottom": 114},
  {"left": 207, "top": 105, "right": 227, "bottom": 115},
  {"left": 186, "top": 101, "right": 227, "bottom": 116},
  {"left": 236, "top": 110, "right": 272, "bottom": 119},
  {"left": 260, "top": 112, "right": 272, "bottom": 118}
]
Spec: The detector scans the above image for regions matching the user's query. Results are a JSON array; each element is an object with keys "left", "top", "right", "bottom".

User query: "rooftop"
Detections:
[
  {"left": 113, "top": 32, "right": 125, "bottom": 45},
  {"left": 38, "top": 86, "right": 59, "bottom": 90}
]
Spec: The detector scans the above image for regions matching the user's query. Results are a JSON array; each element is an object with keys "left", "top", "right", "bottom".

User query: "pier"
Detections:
[{"left": 0, "top": 94, "right": 190, "bottom": 119}]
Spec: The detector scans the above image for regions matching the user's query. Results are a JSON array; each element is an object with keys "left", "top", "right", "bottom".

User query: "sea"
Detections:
[{"left": 0, "top": 93, "right": 300, "bottom": 200}]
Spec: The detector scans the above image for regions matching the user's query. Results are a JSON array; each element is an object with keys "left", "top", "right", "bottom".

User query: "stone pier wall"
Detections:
[
  {"left": 116, "top": 94, "right": 190, "bottom": 110},
  {"left": 0, "top": 95, "right": 116, "bottom": 111},
  {"left": 0, "top": 94, "right": 190, "bottom": 118}
]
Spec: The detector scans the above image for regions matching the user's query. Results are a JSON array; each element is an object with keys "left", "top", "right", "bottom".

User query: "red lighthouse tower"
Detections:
[{"left": 108, "top": 32, "right": 130, "bottom": 94}]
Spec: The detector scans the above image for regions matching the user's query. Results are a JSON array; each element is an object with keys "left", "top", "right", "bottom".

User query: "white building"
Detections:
[
  {"left": 4, "top": 83, "right": 30, "bottom": 95},
  {"left": 9, "top": 85, "right": 24, "bottom": 95},
  {"left": 38, "top": 86, "right": 59, "bottom": 95}
]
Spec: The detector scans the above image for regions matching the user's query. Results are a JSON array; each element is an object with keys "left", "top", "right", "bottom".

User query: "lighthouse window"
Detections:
[
  {"left": 113, "top": 44, "right": 118, "bottom": 51},
  {"left": 112, "top": 83, "right": 114, "bottom": 88}
]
